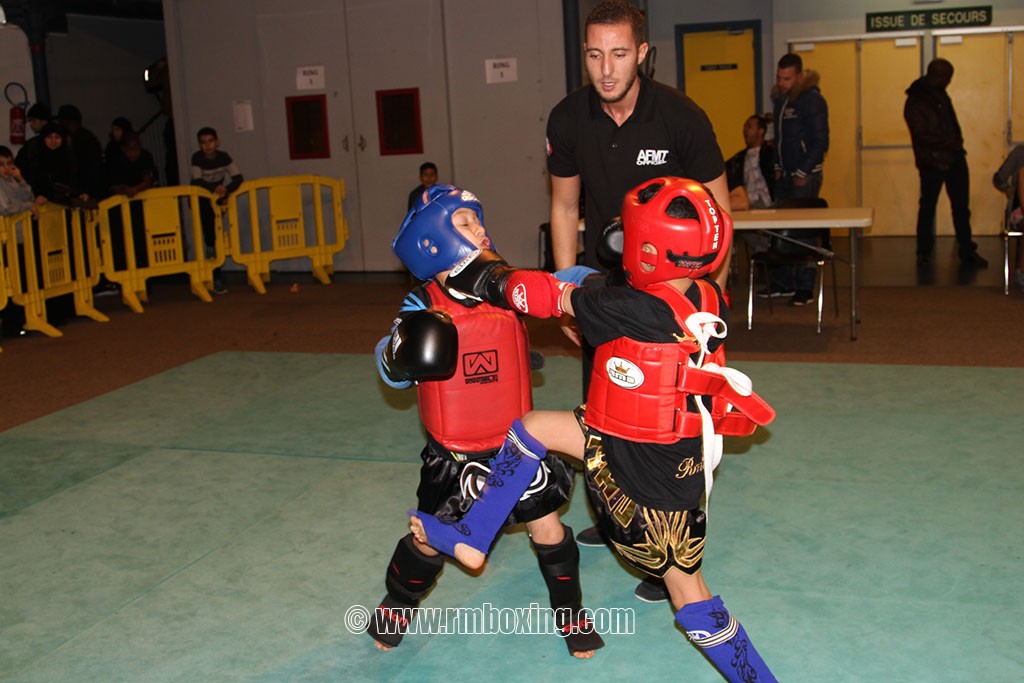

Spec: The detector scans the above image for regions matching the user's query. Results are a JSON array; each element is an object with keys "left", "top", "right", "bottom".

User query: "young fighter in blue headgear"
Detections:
[
  {"left": 412, "top": 178, "right": 778, "bottom": 682},
  {"left": 366, "top": 184, "right": 604, "bottom": 658}
]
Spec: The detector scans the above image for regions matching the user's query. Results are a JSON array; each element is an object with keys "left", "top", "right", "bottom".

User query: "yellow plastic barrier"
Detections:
[
  {"left": 0, "top": 213, "right": 13, "bottom": 352},
  {"left": 97, "top": 185, "right": 225, "bottom": 312},
  {"left": 225, "top": 175, "right": 348, "bottom": 294},
  {"left": 5, "top": 204, "right": 108, "bottom": 337}
]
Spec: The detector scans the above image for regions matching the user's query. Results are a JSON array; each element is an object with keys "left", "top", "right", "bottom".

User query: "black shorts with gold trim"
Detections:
[
  {"left": 574, "top": 406, "right": 707, "bottom": 578},
  {"left": 415, "top": 433, "right": 574, "bottom": 527}
]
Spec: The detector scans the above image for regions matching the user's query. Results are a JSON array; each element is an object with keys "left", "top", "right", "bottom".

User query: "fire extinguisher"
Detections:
[{"left": 5, "top": 82, "right": 29, "bottom": 145}]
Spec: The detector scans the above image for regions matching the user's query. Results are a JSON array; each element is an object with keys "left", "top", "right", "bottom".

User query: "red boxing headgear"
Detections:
[{"left": 621, "top": 177, "right": 731, "bottom": 289}]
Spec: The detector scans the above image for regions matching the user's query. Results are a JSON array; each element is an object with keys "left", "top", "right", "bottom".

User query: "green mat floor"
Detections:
[{"left": 1, "top": 353, "right": 1021, "bottom": 682}]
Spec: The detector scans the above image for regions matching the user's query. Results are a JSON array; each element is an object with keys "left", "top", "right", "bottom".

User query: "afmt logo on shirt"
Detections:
[{"left": 636, "top": 149, "right": 669, "bottom": 166}]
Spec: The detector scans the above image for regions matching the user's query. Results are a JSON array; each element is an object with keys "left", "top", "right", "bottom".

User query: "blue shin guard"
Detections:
[
  {"left": 675, "top": 596, "right": 777, "bottom": 683},
  {"left": 412, "top": 419, "right": 545, "bottom": 566}
]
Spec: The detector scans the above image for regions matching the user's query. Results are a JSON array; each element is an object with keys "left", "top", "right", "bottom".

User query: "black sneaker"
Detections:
[
  {"left": 757, "top": 287, "right": 795, "bottom": 299},
  {"left": 634, "top": 577, "right": 668, "bottom": 603},
  {"left": 959, "top": 252, "right": 988, "bottom": 269},
  {"left": 575, "top": 525, "right": 607, "bottom": 547},
  {"left": 789, "top": 291, "right": 813, "bottom": 306}
]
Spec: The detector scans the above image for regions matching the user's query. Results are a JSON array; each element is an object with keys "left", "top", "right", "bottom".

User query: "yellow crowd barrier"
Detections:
[
  {"left": 4, "top": 204, "right": 108, "bottom": 338},
  {"left": 1, "top": 175, "right": 349, "bottom": 346},
  {"left": 225, "top": 175, "right": 348, "bottom": 294},
  {"left": 97, "top": 185, "right": 225, "bottom": 312},
  {"left": 0, "top": 213, "right": 14, "bottom": 352}
]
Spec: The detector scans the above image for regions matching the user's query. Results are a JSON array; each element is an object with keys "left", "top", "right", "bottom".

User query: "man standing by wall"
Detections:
[
  {"left": 768, "top": 53, "right": 829, "bottom": 305},
  {"left": 545, "top": 0, "right": 729, "bottom": 604},
  {"left": 904, "top": 58, "right": 987, "bottom": 269}
]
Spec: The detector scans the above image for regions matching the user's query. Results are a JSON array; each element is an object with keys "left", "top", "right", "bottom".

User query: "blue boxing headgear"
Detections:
[{"left": 393, "top": 185, "right": 488, "bottom": 280}]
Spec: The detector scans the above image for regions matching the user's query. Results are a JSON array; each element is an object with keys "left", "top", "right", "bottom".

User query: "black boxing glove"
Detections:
[
  {"left": 444, "top": 249, "right": 517, "bottom": 308},
  {"left": 380, "top": 310, "right": 458, "bottom": 383}
]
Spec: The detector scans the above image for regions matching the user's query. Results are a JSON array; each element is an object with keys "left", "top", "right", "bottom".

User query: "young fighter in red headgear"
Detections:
[
  {"left": 367, "top": 184, "right": 604, "bottom": 658},
  {"left": 412, "top": 177, "right": 778, "bottom": 682}
]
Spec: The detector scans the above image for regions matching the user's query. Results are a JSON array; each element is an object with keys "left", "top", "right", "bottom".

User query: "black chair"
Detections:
[
  {"left": 746, "top": 197, "right": 839, "bottom": 333},
  {"left": 1002, "top": 202, "right": 1023, "bottom": 295}
]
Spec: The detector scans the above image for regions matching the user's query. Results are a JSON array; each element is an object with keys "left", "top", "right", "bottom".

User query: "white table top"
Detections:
[{"left": 732, "top": 207, "right": 874, "bottom": 230}]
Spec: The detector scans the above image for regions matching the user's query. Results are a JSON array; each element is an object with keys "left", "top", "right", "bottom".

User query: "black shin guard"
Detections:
[
  {"left": 367, "top": 534, "right": 445, "bottom": 648},
  {"left": 533, "top": 525, "right": 605, "bottom": 655}
]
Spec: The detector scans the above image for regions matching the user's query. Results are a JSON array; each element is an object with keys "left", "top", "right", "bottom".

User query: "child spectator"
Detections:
[
  {"left": 414, "top": 177, "right": 778, "bottom": 682},
  {"left": 0, "top": 145, "right": 40, "bottom": 217},
  {"left": 367, "top": 184, "right": 604, "bottom": 658},
  {"left": 190, "top": 127, "right": 242, "bottom": 294},
  {"left": 407, "top": 161, "right": 438, "bottom": 211},
  {"left": 105, "top": 133, "right": 158, "bottom": 271}
]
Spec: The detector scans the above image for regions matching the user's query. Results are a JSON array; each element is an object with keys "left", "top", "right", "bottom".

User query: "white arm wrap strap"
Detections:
[{"left": 682, "top": 310, "right": 756, "bottom": 518}]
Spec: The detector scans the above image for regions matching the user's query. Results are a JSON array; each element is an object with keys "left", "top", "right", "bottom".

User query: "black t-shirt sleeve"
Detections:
[
  {"left": 667, "top": 91, "right": 726, "bottom": 183},
  {"left": 546, "top": 96, "right": 579, "bottom": 179}
]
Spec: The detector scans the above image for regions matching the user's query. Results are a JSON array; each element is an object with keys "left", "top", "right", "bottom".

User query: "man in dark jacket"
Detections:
[
  {"left": 904, "top": 58, "right": 987, "bottom": 268},
  {"left": 767, "top": 53, "right": 829, "bottom": 305}
]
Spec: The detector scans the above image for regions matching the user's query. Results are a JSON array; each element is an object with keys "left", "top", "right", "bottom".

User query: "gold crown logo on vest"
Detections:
[{"left": 606, "top": 357, "right": 644, "bottom": 389}]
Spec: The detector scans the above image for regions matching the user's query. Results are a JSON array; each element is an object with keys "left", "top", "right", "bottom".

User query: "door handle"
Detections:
[
  {"left": 358, "top": 135, "right": 367, "bottom": 151},
  {"left": 342, "top": 135, "right": 349, "bottom": 152}
]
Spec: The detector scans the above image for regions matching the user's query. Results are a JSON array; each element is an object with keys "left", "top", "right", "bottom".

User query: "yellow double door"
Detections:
[{"left": 682, "top": 28, "right": 1023, "bottom": 236}]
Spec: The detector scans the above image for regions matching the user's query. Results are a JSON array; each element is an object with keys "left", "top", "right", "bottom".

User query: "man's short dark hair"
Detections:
[
  {"left": 586, "top": 0, "right": 645, "bottom": 46},
  {"left": 777, "top": 53, "right": 803, "bottom": 72},
  {"left": 26, "top": 103, "right": 51, "bottom": 121},
  {"left": 196, "top": 126, "right": 218, "bottom": 141},
  {"left": 419, "top": 162, "right": 437, "bottom": 174},
  {"left": 0, "top": 145, "right": 13, "bottom": 159},
  {"left": 747, "top": 114, "right": 767, "bottom": 131},
  {"left": 57, "top": 104, "right": 83, "bottom": 123}
]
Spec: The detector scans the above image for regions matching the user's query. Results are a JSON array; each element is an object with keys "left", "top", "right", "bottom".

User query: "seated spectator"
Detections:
[
  {"left": 725, "top": 114, "right": 775, "bottom": 211},
  {"left": 0, "top": 145, "right": 40, "bottom": 217},
  {"left": 22, "top": 121, "right": 93, "bottom": 207}
]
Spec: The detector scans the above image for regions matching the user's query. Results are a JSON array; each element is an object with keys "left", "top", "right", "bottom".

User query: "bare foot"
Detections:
[
  {"left": 571, "top": 649, "right": 596, "bottom": 659},
  {"left": 372, "top": 640, "right": 392, "bottom": 652},
  {"left": 408, "top": 515, "right": 429, "bottom": 546},
  {"left": 408, "top": 514, "right": 487, "bottom": 570}
]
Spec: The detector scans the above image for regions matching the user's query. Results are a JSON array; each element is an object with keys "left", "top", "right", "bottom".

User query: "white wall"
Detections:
[
  {"left": 163, "top": 0, "right": 565, "bottom": 270},
  {"left": 0, "top": 24, "right": 37, "bottom": 155},
  {"left": 773, "top": 0, "right": 1024, "bottom": 64},
  {"left": 443, "top": 0, "right": 566, "bottom": 263},
  {"left": 47, "top": 15, "right": 167, "bottom": 151}
]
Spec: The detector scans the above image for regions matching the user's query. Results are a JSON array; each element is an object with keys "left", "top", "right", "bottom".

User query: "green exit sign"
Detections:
[{"left": 866, "top": 6, "right": 992, "bottom": 32}]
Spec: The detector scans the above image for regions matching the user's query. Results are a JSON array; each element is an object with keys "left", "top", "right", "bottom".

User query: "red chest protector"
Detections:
[
  {"left": 585, "top": 280, "right": 774, "bottom": 444},
  {"left": 417, "top": 281, "right": 532, "bottom": 452}
]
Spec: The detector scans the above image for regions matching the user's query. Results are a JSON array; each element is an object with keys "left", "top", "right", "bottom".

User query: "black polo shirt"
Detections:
[{"left": 547, "top": 75, "right": 725, "bottom": 269}]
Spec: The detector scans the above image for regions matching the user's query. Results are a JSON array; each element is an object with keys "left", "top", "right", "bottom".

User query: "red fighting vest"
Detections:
[
  {"left": 417, "top": 281, "right": 533, "bottom": 453},
  {"left": 586, "top": 280, "right": 775, "bottom": 444}
]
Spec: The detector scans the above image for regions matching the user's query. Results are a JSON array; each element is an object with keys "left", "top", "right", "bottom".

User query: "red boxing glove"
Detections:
[{"left": 504, "top": 270, "right": 570, "bottom": 318}]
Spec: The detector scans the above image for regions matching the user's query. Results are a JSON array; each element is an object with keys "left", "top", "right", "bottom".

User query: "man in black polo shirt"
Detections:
[
  {"left": 545, "top": 0, "right": 730, "bottom": 604},
  {"left": 546, "top": 1, "right": 729, "bottom": 281}
]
